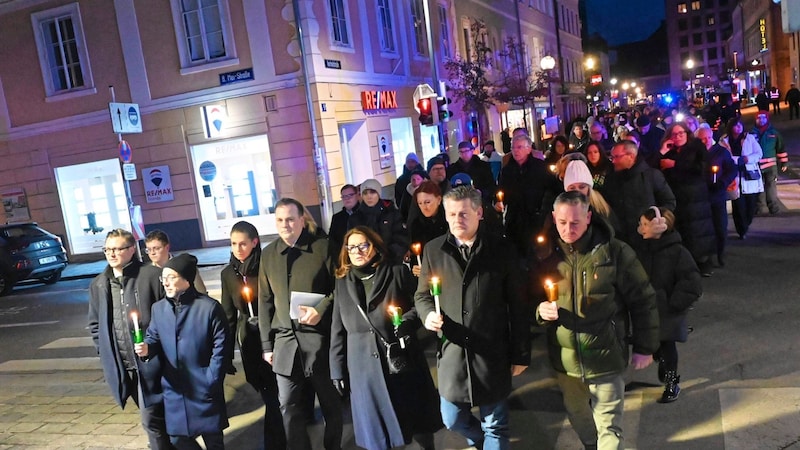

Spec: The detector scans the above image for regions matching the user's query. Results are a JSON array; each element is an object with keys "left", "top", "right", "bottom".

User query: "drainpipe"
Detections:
[{"left": 292, "top": 0, "right": 333, "bottom": 228}]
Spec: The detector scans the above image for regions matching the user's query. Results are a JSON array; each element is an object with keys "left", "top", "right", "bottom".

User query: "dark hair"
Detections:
[
  {"left": 231, "top": 221, "right": 259, "bottom": 240},
  {"left": 145, "top": 229, "right": 169, "bottom": 245},
  {"left": 335, "top": 226, "right": 387, "bottom": 278},
  {"left": 725, "top": 116, "right": 744, "bottom": 137},
  {"left": 483, "top": 140, "right": 495, "bottom": 148},
  {"left": 340, "top": 184, "right": 358, "bottom": 195},
  {"left": 413, "top": 179, "right": 442, "bottom": 202},
  {"left": 106, "top": 228, "right": 135, "bottom": 246},
  {"left": 275, "top": 198, "right": 305, "bottom": 217},
  {"left": 552, "top": 135, "right": 569, "bottom": 154}
]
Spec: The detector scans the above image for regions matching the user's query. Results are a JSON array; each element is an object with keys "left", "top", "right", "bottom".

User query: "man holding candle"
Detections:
[
  {"left": 220, "top": 221, "right": 285, "bottom": 449},
  {"left": 415, "top": 186, "right": 531, "bottom": 450},
  {"left": 135, "top": 253, "right": 231, "bottom": 449},
  {"left": 535, "top": 191, "right": 659, "bottom": 450},
  {"left": 88, "top": 229, "right": 170, "bottom": 449},
  {"left": 258, "top": 198, "right": 343, "bottom": 450}
]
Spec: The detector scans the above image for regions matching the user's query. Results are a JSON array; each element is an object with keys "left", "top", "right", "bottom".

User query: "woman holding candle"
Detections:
[
  {"left": 407, "top": 180, "right": 447, "bottom": 276},
  {"left": 719, "top": 116, "right": 764, "bottom": 240},
  {"left": 658, "top": 122, "right": 716, "bottom": 277},
  {"left": 635, "top": 207, "right": 702, "bottom": 403},
  {"left": 220, "top": 221, "right": 285, "bottom": 450},
  {"left": 330, "top": 226, "right": 441, "bottom": 450}
]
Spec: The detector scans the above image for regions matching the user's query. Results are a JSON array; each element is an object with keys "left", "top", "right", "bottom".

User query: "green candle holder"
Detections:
[
  {"left": 133, "top": 329, "right": 144, "bottom": 344},
  {"left": 430, "top": 278, "right": 441, "bottom": 296},
  {"left": 391, "top": 307, "right": 403, "bottom": 327}
]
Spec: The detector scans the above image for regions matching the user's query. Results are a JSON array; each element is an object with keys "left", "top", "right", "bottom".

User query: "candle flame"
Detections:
[
  {"left": 411, "top": 243, "right": 422, "bottom": 255},
  {"left": 536, "top": 235, "right": 545, "bottom": 244},
  {"left": 496, "top": 190, "right": 504, "bottom": 202},
  {"left": 431, "top": 276, "right": 440, "bottom": 285},
  {"left": 130, "top": 311, "right": 138, "bottom": 322},
  {"left": 549, "top": 164, "right": 557, "bottom": 173},
  {"left": 712, "top": 165, "right": 719, "bottom": 173},
  {"left": 242, "top": 286, "right": 252, "bottom": 302},
  {"left": 544, "top": 279, "right": 553, "bottom": 288}
]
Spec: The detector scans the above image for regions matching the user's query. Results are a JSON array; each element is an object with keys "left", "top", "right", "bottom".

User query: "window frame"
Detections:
[
  {"left": 410, "top": 0, "right": 428, "bottom": 57},
  {"left": 170, "top": 0, "right": 238, "bottom": 75},
  {"left": 437, "top": 3, "right": 450, "bottom": 59},
  {"left": 376, "top": 0, "right": 397, "bottom": 54},
  {"left": 31, "top": 3, "right": 96, "bottom": 101},
  {"left": 327, "top": 0, "right": 354, "bottom": 49}
]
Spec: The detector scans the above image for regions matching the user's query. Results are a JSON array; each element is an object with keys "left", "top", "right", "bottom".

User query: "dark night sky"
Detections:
[{"left": 584, "top": 0, "right": 665, "bottom": 46}]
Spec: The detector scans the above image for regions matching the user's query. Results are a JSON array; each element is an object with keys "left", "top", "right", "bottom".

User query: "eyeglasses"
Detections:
[
  {"left": 159, "top": 275, "right": 181, "bottom": 284},
  {"left": 341, "top": 193, "right": 357, "bottom": 200},
  {"left": 145, "top": 246, "right": 163, "bottom": 254},
  {"left": 103, "top": 245, "right": 133, "bottom": 255},
  {"left": 609, "top": 153, "right": 629, "bottom": 161},
  {"left": 671, "top": 131, "right": 687, "bottom": 137},
  {"left": 345, "top": 242, "right": 371, "bottom": 254}
]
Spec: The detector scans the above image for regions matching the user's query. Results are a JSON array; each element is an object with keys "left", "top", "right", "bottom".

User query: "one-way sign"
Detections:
[{"left": 109, "top": 102, "right": 142, "bottom": 134}]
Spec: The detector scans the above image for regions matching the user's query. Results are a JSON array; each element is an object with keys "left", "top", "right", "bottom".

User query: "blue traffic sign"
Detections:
[{"left": 119, "top": 140, "right": 132, "bottom": 163}]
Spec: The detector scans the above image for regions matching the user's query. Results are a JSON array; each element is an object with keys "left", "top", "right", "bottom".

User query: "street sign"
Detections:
[
  {"left": 123, "top": 163, "right": 137, "bottom": 181},
  {"left": 119, "top": 140, "right": 132, "bottom": 163},
  {"left": 109, "top": 102, "right": 142, "bottom": 134}
]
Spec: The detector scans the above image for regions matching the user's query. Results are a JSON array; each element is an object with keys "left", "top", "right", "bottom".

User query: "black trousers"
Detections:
[
  {"left": 789, "top": 102, "right": 800, "bottom": 119},
  {"left": 709, "top": 199, "right": 728, "bottom": 260},
  {"left": 731, "top": 193, "right": 757, "bottom": 237},
  {"left": 129, "top": 370, "right": 172, "bottom": 450},
  {"left": 276, "top": 359, "right": 343, "bottom": 450},
  {"left": 656, "top": 341, "right": 679, "bottom": 373},
  {"left": 170, "top": 433, "right": 224, "bottom": 450}
]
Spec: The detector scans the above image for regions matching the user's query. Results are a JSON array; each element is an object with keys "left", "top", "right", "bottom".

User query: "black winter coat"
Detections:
[
  {"left": 414, "top": 230, "right": 531, "bottom": 406},
  {"left": 258, "top": 230, "right": 335, "bottom": 377},
  {"left": 221, "top": 246, "right": 279, "bottom": 392},
  {"left": 706, "top": 144, "right": 737, "bottom": 204},
  {"left": 599, "top": 160, "right": 676, "bottom": 246},
  {"left": 634, "top": 231, "right": 702, "bottom": 342},
  {"left": 88, "top": 261, "right": 163, "bottom": 409},
  {"left": 330, "top": 264, "right": 442, "bottom": 450},
  {"left": 498, "top": 155, "right": 560, "bottom": 256},
  {"left": 661, "top": 140, "right": 716, "bottom": 261},
  {"left": 447, "top": 155, "right": 497, "bottom": 203},
  {"left": 350, "top": 200, "right": 410, "bottom": 265}
]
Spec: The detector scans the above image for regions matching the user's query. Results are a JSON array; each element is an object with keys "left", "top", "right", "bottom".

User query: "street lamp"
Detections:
[
  {"left": 541, "top": 55, "right": 556, "bottom": 118},
  {"left": 610, "top": 77, "right": 617, "bottom": 86},
  {"left": 685, "top": 59, "right": 695, "bottom": 100},
  {"left": 585, "top": 56, "right": 595, "bottom": 71}
]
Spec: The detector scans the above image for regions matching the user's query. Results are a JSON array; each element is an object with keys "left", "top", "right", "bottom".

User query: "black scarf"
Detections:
[{"left": 230, "top": 243, "right": 262, "bottom": 281}]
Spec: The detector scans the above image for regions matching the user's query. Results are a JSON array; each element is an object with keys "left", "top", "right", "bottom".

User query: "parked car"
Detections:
[{"left": 0, "top": 223, "right": 68, "bottom": 296}]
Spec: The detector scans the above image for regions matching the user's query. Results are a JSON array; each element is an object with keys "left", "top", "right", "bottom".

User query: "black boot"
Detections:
[
  {"left": 659, "top": 371, "right": 681, "bottom": 403},
  {"left": 657, "top": 357, "right": 666, "bottom": 383}
]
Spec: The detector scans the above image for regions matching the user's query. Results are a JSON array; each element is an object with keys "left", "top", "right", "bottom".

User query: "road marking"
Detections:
[
  {"left": 39, "top": 337, "right": 94, "bottom": 349},
  {"left": 0, "top": 356, "right": 100, "bottom": 372},
  {"left": 0, "top": 320, "right": 59, "bottom": 328}
]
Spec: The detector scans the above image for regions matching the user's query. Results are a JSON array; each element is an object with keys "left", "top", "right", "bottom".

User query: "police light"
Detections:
[{"left": 417, "top": 98, "right": 434, "bottom": 126}]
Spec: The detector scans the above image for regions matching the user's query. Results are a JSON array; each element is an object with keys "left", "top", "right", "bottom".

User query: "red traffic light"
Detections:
[{"left": 417, "top": 98, "right": 434, "bottom": 125}]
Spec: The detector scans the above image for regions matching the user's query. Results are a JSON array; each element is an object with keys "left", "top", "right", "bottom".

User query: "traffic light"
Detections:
[
  {"left": 437, "top": 96, "right": 452, "bottom": 122},
  {"left": 417, "top": 97, "right": 434, "bottom": 125}
]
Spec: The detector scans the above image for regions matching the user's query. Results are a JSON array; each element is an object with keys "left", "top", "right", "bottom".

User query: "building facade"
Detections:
[{"left": 0, "top": 0, "right": 578, "bottom": 257}]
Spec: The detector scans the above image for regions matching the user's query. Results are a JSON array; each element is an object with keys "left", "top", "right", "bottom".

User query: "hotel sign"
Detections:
[
  {"left": 361, "top": 90, "right": 398, "bottom": 111},
  {"left": 760, "top": 18, "right": 768, "bottom": 52}
]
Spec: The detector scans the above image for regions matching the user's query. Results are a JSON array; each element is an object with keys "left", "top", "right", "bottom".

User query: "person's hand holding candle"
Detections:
[{"left": 712, "top": 165, "right": 719, "bottom": 184}]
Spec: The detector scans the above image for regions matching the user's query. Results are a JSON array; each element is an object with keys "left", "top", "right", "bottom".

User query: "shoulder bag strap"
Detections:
[{"left": 352, "top": 299, "right": 392, "bottom": 348}]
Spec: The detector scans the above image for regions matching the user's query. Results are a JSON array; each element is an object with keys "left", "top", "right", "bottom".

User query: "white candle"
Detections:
[
  {"left": 131, "top": 311, "right": 140, "bottom": 333},
  {"left": 243, "top": 286, "right": 255, "bottom": 317}
]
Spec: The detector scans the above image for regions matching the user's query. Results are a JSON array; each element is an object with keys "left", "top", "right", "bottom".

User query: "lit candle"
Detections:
[
  {"left": 536, "top": 235, "right": 545, "bottom": 245},
  {"left": 712, "top": 165, "right": 719, "bottom": 184},
  {"left": 544, "top": 279, "right": 558, "bottom": 302},
  {"left": 430, "top": 276, "right": 441, "bottom": 316},
  {"left": 242, "top": 286, "right": 255, "bottom": 317},
  {"left": 496, "top": 190, "right": 504, "bottom": 203},
  {"left": 411, "top": 242, "right": 422, "bottom": 267},
  {"left": 549, "top": 164, "right": 557, "bottom": 173},
  {"left": 389, "top": 305, "right": 405, "bottom": 348},
  {"left": 131, "top": 311, "right": 144, "bottom": 344}
]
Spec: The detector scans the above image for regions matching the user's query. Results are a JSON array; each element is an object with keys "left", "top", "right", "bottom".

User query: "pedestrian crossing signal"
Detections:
[
  {"left": 418, "top": 98, "right": 434, "bottom": 126},
  {"left": 437, "top": 97, "right": 452, "bottom": 122}
]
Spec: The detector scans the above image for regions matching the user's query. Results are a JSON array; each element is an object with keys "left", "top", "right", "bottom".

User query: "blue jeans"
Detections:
[{"left": 440, "top": 397, "right": 510, "bottom": 450}]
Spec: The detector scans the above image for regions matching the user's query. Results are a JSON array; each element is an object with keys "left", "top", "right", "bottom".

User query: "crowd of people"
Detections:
[{"left": 87, "top": 102, "right": 789, "bottom": 450}]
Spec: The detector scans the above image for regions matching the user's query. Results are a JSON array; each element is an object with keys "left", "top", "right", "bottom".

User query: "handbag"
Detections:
[
  {"left": 353, "top": 301, "right": 413, "bottom": 375},
  {"left": 742, "top": 168, "right": 761, "bottom": 180}
]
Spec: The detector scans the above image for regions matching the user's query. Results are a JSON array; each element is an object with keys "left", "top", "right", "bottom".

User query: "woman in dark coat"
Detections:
[
  {"left": 407, "top": 180, "right": 447, "bottom": 277},
  {"left": 349, "top": 178, "right": 410, "bottom": 265},
  {"left": 583, "top": 140, "right": 613, "bottom": 189},
  {"left": 635, "top": 207, "right": 702, "bottom": 404},
  {"left": 658, "top": 122, "right": 716, "bottom": 276},
  {"left": 220, "top": 221, "right": 286, "bottom": 450},
  {"left": 330, "top": 226, "right": 442, "bottom": 450}
]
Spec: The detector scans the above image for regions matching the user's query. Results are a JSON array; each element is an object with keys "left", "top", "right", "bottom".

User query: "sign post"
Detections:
[{"left": 110, "top": 86, "right": 143, "bottom": 261}]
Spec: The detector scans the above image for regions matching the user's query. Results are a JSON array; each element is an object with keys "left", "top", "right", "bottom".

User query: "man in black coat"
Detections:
[
  {"left": 415, "top": 186, "right": 531, "bottom": 450},
  {"left": 785, "top": 83, "right": 800, "bottom": 120},
  {"left": 599, "top": 140, "right": 676, "bottom": 246},
  {"left": 87, "top": 229, "right": 170, "bottom": 449},
  {"left": 328, "top": 184, "right": 360, "bottom": 254},
  {"left": 258, "top": 198, "right": 343, "bottom": 450},
  {"left": 634, "top": 115, "right": 665, "bottom": 168},
  {"left": 447, "top": 141, "right": 496, "bottom": 205},
  {"left": 497, "top": 134, "right": 560, "bottom": 260}
]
